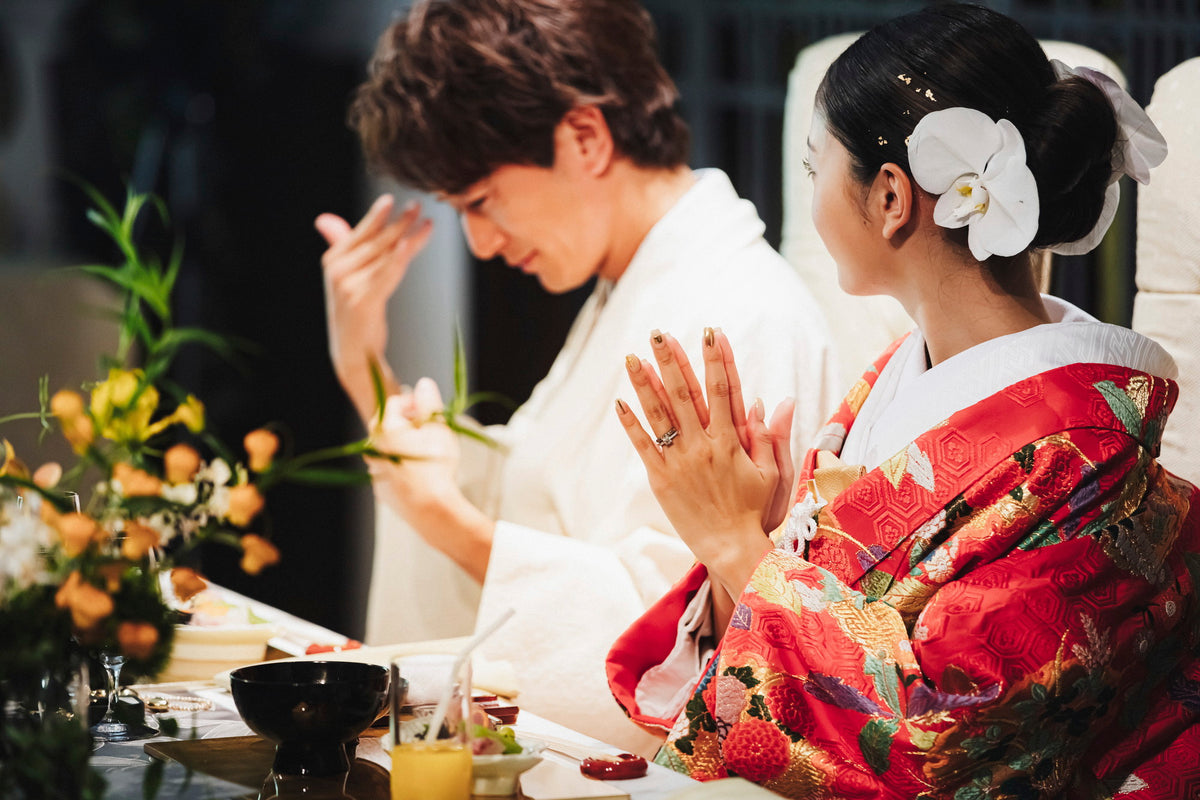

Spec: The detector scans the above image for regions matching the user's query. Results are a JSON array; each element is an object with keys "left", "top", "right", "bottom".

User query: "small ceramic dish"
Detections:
[{"left": 471, "top": 738, "right": 546, "bottom": 797}]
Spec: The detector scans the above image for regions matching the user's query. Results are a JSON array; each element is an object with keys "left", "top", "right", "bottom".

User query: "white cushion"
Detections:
[{"left": 1135, "top": 58, "right": 1200, "bottom": 294}]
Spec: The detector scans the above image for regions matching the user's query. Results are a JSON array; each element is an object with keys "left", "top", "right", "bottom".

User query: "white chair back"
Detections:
[{"left": 1132, "top": 56, "right": 1200, "bottom": 484}]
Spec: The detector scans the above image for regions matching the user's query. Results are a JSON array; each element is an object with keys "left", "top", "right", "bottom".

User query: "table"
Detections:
[{"left": 94, "top": 678, "right": 700, "bottom": 800}]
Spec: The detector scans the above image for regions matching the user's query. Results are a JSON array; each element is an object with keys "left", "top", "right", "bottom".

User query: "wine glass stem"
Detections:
[{"left": 105, "top": 657, "right": 123, "bottom": 721}]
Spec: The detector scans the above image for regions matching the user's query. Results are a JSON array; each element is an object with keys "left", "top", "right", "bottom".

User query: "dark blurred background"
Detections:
[{"left": 1, "top": 0, "right": 1197, "bottom": 638}]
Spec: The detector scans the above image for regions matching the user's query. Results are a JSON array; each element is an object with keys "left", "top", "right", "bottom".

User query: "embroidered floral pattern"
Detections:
[{"left": 615, "top": 362, "right": 1200, "bottom": 799}]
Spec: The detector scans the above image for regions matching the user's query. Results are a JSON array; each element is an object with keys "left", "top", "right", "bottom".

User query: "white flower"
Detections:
[
  {"left": 161, "top": 482, "right": 198, "bottom": 506},
  {"left": 206, "top": 485, "right": 231, "bottom": 520},
  {"left": 908, "top": 107, "right": 1040, "bottom": 261},
  {"left": 0, "top": 501, "right": 55, "bottom": 601},
  {"left": 1049, "top": 60, "right": 1169, "bottom": 255},
  {"left": 197, "top": 458, "right": 233, "bottom": 488}
]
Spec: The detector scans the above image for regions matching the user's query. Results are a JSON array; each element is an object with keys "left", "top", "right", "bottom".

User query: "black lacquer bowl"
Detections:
[{"left": 230, "top": 660, "right": 389, "bottom": 777}]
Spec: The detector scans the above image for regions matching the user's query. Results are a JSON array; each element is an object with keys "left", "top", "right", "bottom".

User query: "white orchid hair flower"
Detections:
[
  {"left": 908, "top": 107, "right": 1040, "bottom": 261},
  {"left": 1048, "top": 60, "right": 1169, "bottom": 255}
]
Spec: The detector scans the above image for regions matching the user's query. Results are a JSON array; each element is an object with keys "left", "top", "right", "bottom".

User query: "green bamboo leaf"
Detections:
[
  {"left": 280, "top": 467, "right": 372, "bottom": 486},
  {"left": 859, "top": 717, "right": 899, "bottom": 775},
  {"left": 464, "top": 390, "right": 519, "bottom": 412},
  {"left": 1094, "top": 380, "right": 1144, "bottom": 439},
  {"left": 75, "top": 179, "right": 121, "bottom": 226},
  {"left": 368, "top": 357, "right": 388, "bottom": 428},
  {"left": 163, "top": 237, "right": 184, "bottom": 298},
  {"left": 863, "top": 652, "right": 902, "bottom": 717},
  {"left": 120, "top": 189, "right": 150, "bottom": 243},
  {"left": 0, "top": 411, "right": 45, "bottom": 426},
  {"left": 444, "top": 418, "right": 501, "bottom": 449},
  {"left": 156, "top": 327, "right": 242, "bottom": 359},
  {"left": 361, "top": 446, "right": 414, "bottom": 465},
  {"left": 452, "top": 323, "right": 468, "bottom": 415}
]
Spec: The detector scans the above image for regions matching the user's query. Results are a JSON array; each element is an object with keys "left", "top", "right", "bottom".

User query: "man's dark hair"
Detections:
[{"left": 349, "top": 0, "right": 690, "bottom": 194}]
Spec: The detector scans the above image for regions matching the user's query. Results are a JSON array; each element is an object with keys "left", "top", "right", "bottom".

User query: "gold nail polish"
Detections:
[
  {"left": 651, "top": 329, "right": 664, "bottom": 345},
  {"left": 754, "top": 397, "right": 765, "bottom": 419},
  {"left": 703, "top": 327, "right": 714, "bottom": 348},
  {"left": 625, "top": 354, "right": 640, "bottom": 371},
  {"left": 615, "top": 399, "right": 627, "bottom": 413}
]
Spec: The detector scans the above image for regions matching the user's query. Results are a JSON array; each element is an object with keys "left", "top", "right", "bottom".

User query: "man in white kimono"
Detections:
[{"left": 316, "top": 0, "right": 839, "bottom": 754}]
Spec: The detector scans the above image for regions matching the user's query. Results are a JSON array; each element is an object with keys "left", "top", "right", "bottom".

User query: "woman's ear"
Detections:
[
  {"left": 871, "top": 162, "right": 915, "bottom": 241},
  {"left": 557, "top": 105, "right": 615, "bottom": 177}
]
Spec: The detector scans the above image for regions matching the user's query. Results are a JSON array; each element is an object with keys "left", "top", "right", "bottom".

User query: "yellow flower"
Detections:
[
  {"left": 56, "top": 512, "right": 104, "bottom": 558},
  {"left": 144, "top": 394, "right": 205, "bottom": 439},
  {"left": 105, "top": 368, "right": 140, "bottom": 408},
  {"left": 116, "top": 621, "right": 160, "bottom": 660},
  {"left": 239, "top": 534, "right": 280, "bottom": 575},
  {"left": 174, "top": 395, "right": 205, "bottom": 433},
  {"left": 55, "top": 571, "right": 114, "bottom": 631},
  {"left": 244, "top": 429, "right": 279, "bottom": 472},
  {"left": 112, "top": 462, "right": 163, "bottom": 497},
  {"left": 170, "top": 567, "right": 208, "bottom": 603},
  {"left": 0, "top": 439, "right": 29, "bottom": 480},
  {"left": 227, "top": 484, "right": 265, "bottom": 527},
  {"left": 163, "top": 444, "right": 202, "bottom": 485},
  {"left": 91, "top": 369, "right": 163, "bottom": 442},
  {"left": 121, "top": 521, "right": 161, "bottom": 560}
]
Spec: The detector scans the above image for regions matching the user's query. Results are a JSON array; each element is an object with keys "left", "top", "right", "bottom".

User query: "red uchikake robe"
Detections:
[{"left": 608, "top": 346, "right": 1200, "bottom": 799}]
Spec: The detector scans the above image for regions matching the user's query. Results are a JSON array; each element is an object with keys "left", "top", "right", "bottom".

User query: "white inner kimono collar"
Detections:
[{"left": 841, "top": 295, "right": 1178, "bottom": 470}]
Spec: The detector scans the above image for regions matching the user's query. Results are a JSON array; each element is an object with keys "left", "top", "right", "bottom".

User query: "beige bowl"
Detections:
[{"left": 160, "top": 624, "right": 277, "bottom": 682}]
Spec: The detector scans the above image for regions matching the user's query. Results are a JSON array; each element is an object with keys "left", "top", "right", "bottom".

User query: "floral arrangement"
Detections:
[{"left": 0, "top": 186, "right": 401, "bottom": 798}]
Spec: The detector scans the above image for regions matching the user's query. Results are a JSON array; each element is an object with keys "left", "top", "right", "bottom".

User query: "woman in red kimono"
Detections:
[{"left": 607, "top": 5, "right": 1199, "bottom": 798}]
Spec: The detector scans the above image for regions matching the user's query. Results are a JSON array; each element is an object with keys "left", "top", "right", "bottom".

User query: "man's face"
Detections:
[{"left": 441, "top": 139, "right": 611, "bottom": 295}]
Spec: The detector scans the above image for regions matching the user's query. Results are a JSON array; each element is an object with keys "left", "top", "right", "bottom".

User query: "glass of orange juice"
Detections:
[{"left": 389, "top": 655, "right": 472, "bottom": 800}]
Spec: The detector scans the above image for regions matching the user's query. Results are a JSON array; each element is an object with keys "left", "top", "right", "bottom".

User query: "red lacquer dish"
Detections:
[{"left": 579, "top": 753, "right": 648, "bottom": 780}]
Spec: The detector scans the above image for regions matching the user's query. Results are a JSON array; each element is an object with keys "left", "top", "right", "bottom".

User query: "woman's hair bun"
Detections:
[
  {"left": 1024, "top": 75, "right": 1118, "bottom": 250},
  {"left": 818, "top": 5, "right": 1125, "bottom": 256}
]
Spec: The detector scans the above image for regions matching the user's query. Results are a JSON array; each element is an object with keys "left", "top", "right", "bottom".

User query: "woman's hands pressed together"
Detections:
[{"left": 615, "top": 328, "right": 796, "bottom": 609}]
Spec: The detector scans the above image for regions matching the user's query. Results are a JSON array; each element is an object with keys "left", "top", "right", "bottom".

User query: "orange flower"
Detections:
[
  {"left": 243, "top": 429, "right": 279, "bottom": 473},
  {"left": 121, "top": 521, "right": 161, "bottom": 560},
  {"left": 170, "top": 567, "right": 208, "bottom": 603},
  {"left": 56, "top": 512, "right": 103, "bottom": 557},
  {"left": 55, "top": 571, "right": 114, "bottom": 631},
  {"left": 239, "top": 534, "right": 280, "bottom": 575},
  {"left": 117, "top": 621, "right": 160, "bottom": 660},
  {"left": 40, "top": 500, "right": 61, "bottom": 528},
  {"left": 112, "top": 462, "right": 163, "bottom": 497},
  {"left": 96, "top": 562, "right": 124, "bottom": 594},
  {"left": 50, "top": 389, "right": 86, "bottom": 420},
  {"left": 163, "top": 444, "right": 202, "bottom": 485},
  {"left": 32, "top": 461, "right": 63, "bottom": 488},
  {"left": 227, "top": 484, "right": 265, "bottom": 527},
  {"left": 50, "top": 390, "right": 94, "bottom": 453}
]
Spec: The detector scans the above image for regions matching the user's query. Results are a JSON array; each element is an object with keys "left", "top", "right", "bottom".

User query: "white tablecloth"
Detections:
[{"left": 94, "top": 679, "right": 701, "bottom": 800}]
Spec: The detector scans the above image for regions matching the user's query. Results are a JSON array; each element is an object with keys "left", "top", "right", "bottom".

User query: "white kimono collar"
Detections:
[{"left": 841, "top": 295, "right": 1178, "bottom": 470}]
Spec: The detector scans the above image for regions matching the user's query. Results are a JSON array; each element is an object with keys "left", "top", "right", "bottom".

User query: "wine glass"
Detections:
[{"left": 83, "top": 491, "right": 159, "bottom": 743}]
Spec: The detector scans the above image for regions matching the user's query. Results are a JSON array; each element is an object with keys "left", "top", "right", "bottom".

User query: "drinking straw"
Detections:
[{"left": 423, "top": 607, "right": 515, "bottom": 742}]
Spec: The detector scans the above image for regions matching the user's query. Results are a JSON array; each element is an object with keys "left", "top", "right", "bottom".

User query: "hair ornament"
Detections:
[
  {"left": 908, "top": 107, "right": 1039, "bottom": 261},
  {"left": 1048, "top": 60, "right": 1169, "bottom": 255}
]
